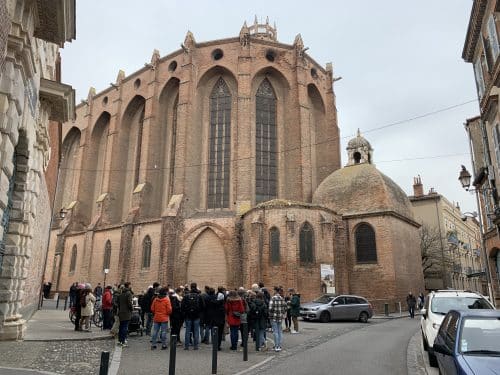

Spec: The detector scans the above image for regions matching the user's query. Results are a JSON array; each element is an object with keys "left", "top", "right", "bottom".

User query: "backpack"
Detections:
[{"left": 184, "top": 293, "right": 200, "bottom": 316}]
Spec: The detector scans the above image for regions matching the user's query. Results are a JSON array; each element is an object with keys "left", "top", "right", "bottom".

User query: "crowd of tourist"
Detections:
[{"left": 68, "top": 280, "right": 301, "bottom": 352}]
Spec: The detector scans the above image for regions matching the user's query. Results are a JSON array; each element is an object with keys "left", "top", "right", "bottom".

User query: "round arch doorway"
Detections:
[{"left": 187, "top": 228, "right": 228, "bottom": 288}]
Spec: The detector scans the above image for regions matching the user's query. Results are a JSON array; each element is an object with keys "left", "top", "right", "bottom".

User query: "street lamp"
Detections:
[
  {"left": 458, "top": 166, "right": 496, "bottom": 306},
  {"left": 103, "top": 268, "right": 109, "bottom": 287},
  {"left": 59, "top": 208, "right": 67, "bottom": 219}
]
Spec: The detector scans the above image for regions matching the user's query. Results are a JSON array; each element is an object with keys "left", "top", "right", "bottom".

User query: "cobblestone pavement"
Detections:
[{"left": 0, "top": 340, "right": 115, "bottom": 374}]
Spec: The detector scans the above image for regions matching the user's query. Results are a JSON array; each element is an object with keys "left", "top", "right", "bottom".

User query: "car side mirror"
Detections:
[
  {"left": 433, "top": 342, "right": 452, "bottom": 356},
  {"left": 421, "top": 308, "right": 426, "bottom": 319},
  {"left": 332, "top": 301, "right": 339, "bottom": 306}
]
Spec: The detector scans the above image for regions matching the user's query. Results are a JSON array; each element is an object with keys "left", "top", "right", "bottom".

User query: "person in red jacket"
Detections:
[
  {"left": 151, "top": 287, "right": 172, "bottom": 350},
  {"left": 102, "top": 286, "right": 113, "bottom": 330},
  {"left": 225, "top": 290, "right": 245, "bottom": 351}
]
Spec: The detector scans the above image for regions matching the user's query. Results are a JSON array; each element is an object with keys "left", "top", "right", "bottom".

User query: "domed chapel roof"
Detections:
[{"left": 312, "top": 132, "right": 414, "bottom": 219}]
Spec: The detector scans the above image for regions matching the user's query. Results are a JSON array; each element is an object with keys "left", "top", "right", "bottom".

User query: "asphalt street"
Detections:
[{"left": 255, "top": 318, "right": 420, "bottom": 375}]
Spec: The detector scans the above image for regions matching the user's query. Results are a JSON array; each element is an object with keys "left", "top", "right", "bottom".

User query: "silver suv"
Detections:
[
  {"left": 300, "top": 294, "right": 373, "bottom": 323},
  {"left": 420, "top": 290, "right": 494, "bottom": 367}
]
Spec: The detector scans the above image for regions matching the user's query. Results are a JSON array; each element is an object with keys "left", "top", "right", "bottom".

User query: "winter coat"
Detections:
[
  {"left": 290, "top": 294, "right": 301, "bottom": 317},
  {"left": 118, "top": 287, "right": 133, "bottom": 321},
  {"left": 81, "top": 292, "right": 96, "bottom": 317},
  {"left": 225, "top": 297, "right": 244, "bottom": 326},
  {"left": 205, "top": 293, "right": 225, "bottom": 326},
  {"left": 248, "top": 298, "right": 268, "bottom": 330},
  {"left": 141, "top": 288, "right": 155, "bottom": 313},
  {"left": 151, "top": 296, "right": 172, "bottom": 323},
  {"left": 407, "top": 294, "right": 417, "bottom": 308},
  {"left": 169, "top": 295, "right": 183, "bottom": 322},
  {"left": 102, "top": 289, "right": 113, "bottom": 310}
]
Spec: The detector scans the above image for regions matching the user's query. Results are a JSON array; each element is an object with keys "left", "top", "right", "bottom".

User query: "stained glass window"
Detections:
[
  {"left": 208, "top": 78, "right": 231, "bottom": 209},
  {"left": 256, "top": 79, "right": 277, "bottom": 203},
  {"left": 355, "top": 223, "right": 377, "bottom": 263},
  {"left": 299, "top": 222, "right": 314, "bottom": 264},
  {"left": 142, "top": 235, "right": 152, "bottom": 268}
]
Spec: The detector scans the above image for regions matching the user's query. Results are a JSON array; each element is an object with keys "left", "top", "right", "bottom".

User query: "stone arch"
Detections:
[
  {"left": 185, "top": 228, "right": 228, "bottom": 288},
  {"left": 80, "top": 112, "right": 110, "bottom": 223},
  {"left": 192, "top": 66, "right": 238, "bottom": 210},
  {"left": 112, "top": 95, "right": 146, "bottom": 221},
  {"left": 178, "top": 222, "right": 232, "bottom": 286},
  {"left": 54, "top": 127, "right": 81, "bottom": 219},
  {"left": 157, "top": 78, "right": 180, "bottom": 214},
  {"left": 251, "top": 67, "right": 291, "bottom": 203},
  {"left": 308, "top": 83, "right": 328, "bottom": 191}
]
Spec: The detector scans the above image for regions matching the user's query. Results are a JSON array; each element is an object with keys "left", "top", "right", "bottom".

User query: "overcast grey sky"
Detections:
[{"left": 61, "top": 0, "right": 479, "bottom": 213}]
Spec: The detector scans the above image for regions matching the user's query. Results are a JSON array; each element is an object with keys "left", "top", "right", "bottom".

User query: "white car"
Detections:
[{"left": 420, "top": 290, "right": 494, "bottom": 367}]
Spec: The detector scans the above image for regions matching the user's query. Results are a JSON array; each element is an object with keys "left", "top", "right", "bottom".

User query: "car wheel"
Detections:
[
  {"left": 422, "top": 331, "right": 428, "bottom": 351},
  {"left": 358, "top": 312, "right": 369, "bottom": 323},
  {"left": 428, "top": 351, "right": 438, "bottom": 367},
  {"left": 319, "top": 311, "right": 330, "bottom": 323}
]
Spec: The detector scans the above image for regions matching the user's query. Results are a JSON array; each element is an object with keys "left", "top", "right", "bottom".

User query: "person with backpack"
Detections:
[
  {"left": 181, "top": 282, "right": 204, "bottom": 350},
  {"left": 249, "top": 291, "right": 268, "bottom": 350},
  {"left": 141, "top": 285, "right": 155, "bottom": 335},
  {"left": 289, "top": 289, "right": 301, "bottom": 333},
  {"left": 269, "top": 286, "right": 286, "bottom": 352},
  {"left": 205, "top": 287, "right": 226, "bottom": 350},
  {"left": 150, "top": 288, "right": 172, "bottom": 350}
]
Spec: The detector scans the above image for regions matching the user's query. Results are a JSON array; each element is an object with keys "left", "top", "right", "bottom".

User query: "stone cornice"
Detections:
[
  {"left": 463, "top": 0, "right": 488, "bottom": 62},
  {"left": 342, "top": 210, "right": 421, "bottom": 228},
  {"left": 39, "top": 78, "right": 75, "bottom": 122},
  {"left": 34, "top": 0, "right": 76, "bottom": 46}
]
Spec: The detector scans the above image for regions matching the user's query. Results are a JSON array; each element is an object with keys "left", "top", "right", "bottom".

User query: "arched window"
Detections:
[
  {"left": 299, "top": 222, "right": 314, "bottom": 264},
  {"left": 69, "top": 245, "right": 77, "bottom": 273},
  {"left": 168, "top": 94, "right": 179, "bottom": 199},
  {"left": 142, "top": 235, "right": 152, "bottom": 268},
  {"left": 103, "top": 240, "right": 111, "bottom": 270},
  {"left": 270, "top": 227, "right": 280, "bottom": 264},
  {"left": 255, "top": 79, "right": 277, "bottom": 203},
  {"left": 355, "top": 223, "right": 377, "bottom": 263},
  {"left": 207, "top": 77, "right": 231, "bottom": 209}
]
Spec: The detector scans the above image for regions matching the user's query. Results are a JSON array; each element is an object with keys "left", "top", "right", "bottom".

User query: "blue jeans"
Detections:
[
  {"left": 145, "top": 312, "right": 153, "bottom": 335},
  {"left": 202, "top": 324, "right": 211, "bottom": 343},
  {"left": 256, "top": 328, "right": 265, "bottom": 348},
  {"left": 184, "top": 318, "right": 200, "bottom": 349},
  {"left": 119, "top": 320, "right": 130, "bottom": 344},
  {"left": 229, "top": 325, "right": 239, "bottom": 350},
  {"left": 271, "top": 321, "right": 282, "bottom": 349},
  {"left": 151, "top": 321, "right": 168, "bottom": 347}
]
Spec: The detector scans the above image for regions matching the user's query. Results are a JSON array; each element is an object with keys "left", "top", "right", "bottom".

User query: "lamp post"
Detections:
[
  {"left": 103, "top": 268, "right": 109, "bottom": 287},
  {"left": 458, "top": 165, "right": 496, "bottom": 306}
]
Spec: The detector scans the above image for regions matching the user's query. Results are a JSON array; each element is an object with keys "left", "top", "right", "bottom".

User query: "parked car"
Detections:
[
  {"left": 420, "top": 290, "right": 494, "bottom": 367},
  {"left": 300, "top": 294, "right": 373, "bottom": 323},
  {"left": 433, "top": 309, "right": 500, "bottom": 374}
]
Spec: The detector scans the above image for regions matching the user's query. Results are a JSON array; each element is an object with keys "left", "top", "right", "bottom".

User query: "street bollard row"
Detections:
[{"left": 99, "top": 351, "right": 110, "bottom": 375}]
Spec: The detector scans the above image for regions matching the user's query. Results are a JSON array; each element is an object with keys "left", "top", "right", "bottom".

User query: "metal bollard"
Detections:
[
  {"left": 212, "top": 327, "right": 218, "bottom": 374},
  {"left": 169, "top": 334, "right": 177, "bottom": 375},
  {"left": 384, "top": 303, "right": 389, "bottom": 316},
  {"left": 242, "top": 323, "right": 248, "bottom": 361},
  {"left": 64, "top": 297, "right": 68, "bottom": 311},
  {"left": 56, "top": 295, "right": 60, "bottom": 310},
  {"left": 99, "top": 351, "right": 110, "bottom": 375}
]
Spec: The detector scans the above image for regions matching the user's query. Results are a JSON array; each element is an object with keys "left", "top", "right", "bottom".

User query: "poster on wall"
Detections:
[{"left": 320, "top": 264, "right": 335, "bottom": 294}]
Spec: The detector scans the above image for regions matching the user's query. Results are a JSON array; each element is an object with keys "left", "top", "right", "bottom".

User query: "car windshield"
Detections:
[
  {"left": 460, "top": 318, "right": 500, "bottom": 354},
  {"left": 430, "top": 297, "right": 492, "bottom": 315},
  {"left": 312, "top": 295, "right": 335, "bottom": 304}
]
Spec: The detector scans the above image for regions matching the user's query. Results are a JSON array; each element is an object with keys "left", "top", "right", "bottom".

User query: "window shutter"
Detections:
[
  {"left": 488, "top": 15, "right": 500, "bottom": 60},
  {"left": 474, "top": 59, "right": 485, "bottom": 98}
]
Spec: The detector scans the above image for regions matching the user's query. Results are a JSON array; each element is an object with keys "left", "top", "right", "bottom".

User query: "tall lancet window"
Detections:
[
  {"left": 208, "top": 77, "right": 231, "bottom": 209},
  {"left": 134, "top": 107, "right": 145, "bottom": 188},
  {"left": 168, "top": 95, "right": 179, "bottom": 199},
  {"left": 255, "top": 79, "right": 277, "bottom": 204}
]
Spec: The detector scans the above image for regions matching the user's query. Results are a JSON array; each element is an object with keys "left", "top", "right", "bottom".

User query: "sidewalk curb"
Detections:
[
  {"left": 407, "top": 330, "right": 428, "bottom": 375},
  {"left": 24, "top": 334, "right": 113, "bottom": 342}
]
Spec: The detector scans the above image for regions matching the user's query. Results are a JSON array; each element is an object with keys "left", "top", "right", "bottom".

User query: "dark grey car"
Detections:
[{"left": 300, "top": 294, "right": 374, "bottom": 323}]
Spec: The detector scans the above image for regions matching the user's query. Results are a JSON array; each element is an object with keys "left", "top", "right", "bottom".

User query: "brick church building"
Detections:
[{"left": 45, "top": 19, "right": 423, "bottom": 310}]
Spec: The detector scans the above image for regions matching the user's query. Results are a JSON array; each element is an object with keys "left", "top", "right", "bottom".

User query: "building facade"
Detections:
[
  {"left": 0, "top": 0, "right": 75, "bottom": 340},
  {"left": 45, "top": 20, "right": 423, "bottom": 312},
  {"left": 409, "top": 177, "right": 485, "bottom": 293},
  {"left": 463, "top": 0, "right": 500, "bottom": 305}
]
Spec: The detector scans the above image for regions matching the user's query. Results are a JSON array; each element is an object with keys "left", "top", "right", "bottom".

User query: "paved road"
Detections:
[
  {"left": 256, "top": 318, "right": 420, "bottom": 375},
  {"left": 0, "top": 369, "right": 57, "bottom": 375}
]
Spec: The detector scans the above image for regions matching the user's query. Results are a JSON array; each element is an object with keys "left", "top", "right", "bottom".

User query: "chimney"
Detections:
[{"left": 413, "top": 175, "right": 424, "bottom": 197}]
